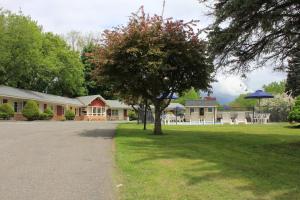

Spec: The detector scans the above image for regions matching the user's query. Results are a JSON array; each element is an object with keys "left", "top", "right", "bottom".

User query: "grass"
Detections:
[{"left": 115, "top": 123, "right": 300, "bottom": 200}]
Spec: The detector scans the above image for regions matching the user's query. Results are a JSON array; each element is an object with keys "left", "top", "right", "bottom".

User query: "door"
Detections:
[{"left": 56, "top": 105, "right": 63, "bottom": 116}]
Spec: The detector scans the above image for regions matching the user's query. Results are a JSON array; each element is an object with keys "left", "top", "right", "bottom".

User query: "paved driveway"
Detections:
[{"left": 0, "top": 121, "right": 117, "bottom": 200}]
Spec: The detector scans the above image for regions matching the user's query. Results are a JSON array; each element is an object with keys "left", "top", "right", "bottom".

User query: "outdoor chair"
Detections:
[
  {"left": 234, "top": 112, "right": 248, "bottom": 124},
  {"left": 220, "top": 112, "right": 233, "bottom": 124}
]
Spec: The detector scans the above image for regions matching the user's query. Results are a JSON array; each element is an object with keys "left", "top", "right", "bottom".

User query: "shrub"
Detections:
[
  {"left": 0, "top": 103, "right": 14, "bottom": 119},
  {"left": 65, "top": 110, "right": 75, "bottom": 120},
  {"left": 0, "top": 103, "right": 14, "bottom": 120},
  {"left": 288, "top": 96, "right": 300, "bottom": 123},
  {"left": 128, "top": 110, "right": 138, "bottom": 121},
  {"left": 0, "top": 112, "right": 9, "bottom": 119},
  {"left": 22, "top": 100, "right": 40, "bottom": 121},
  {"left": 39, "top": 112, "right": 49, "bottom": 120},
  {"left": 43, "top": 108, "right": 54, "bottom": 119}
]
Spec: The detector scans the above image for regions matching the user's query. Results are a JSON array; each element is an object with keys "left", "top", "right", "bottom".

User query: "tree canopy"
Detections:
[
  {"left": 202, "top": 0, "right": 300, "bottom": 74},
  {"left": 92, "top": 8, "right": 213, "bottom": 134},
  {"left": 0, "top": 9, "right": 85, "bottom": 97},
  {"left": 263, "top": 81, "right": 286, "bottom": 95},
  {"left": 174, "top": 87, "right": 200, "bottom": 105}
]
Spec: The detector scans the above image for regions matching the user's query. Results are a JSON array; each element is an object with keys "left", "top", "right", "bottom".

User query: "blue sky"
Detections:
[{"left": 2, "top": 0, "right": 286, "bottom": 103}]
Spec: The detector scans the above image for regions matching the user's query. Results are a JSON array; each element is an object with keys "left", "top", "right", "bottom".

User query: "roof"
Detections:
[
  {"left": 185, "top": 99, "right": 217, "bottom": 107},
  {"left": 76, "top": 95, "right": 106, "bottom": 106},
  {"left": 0, "top": 85, "right": 83, "bottom": 106},
  {"left": 165, "top": 103, "right": 185, "bottom": 110},
  {"left": 105, "top": 100, "right": 131, "bottom": 109}
]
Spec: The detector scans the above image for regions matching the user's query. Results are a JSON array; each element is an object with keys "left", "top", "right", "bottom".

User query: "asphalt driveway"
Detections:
[{"left": 0, "top": 121, "right": 117, "bottom": 200}]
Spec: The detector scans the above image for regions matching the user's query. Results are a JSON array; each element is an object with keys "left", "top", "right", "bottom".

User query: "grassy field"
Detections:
[{"left": 115, "top": 123, "right": 300, "bottom": 200}]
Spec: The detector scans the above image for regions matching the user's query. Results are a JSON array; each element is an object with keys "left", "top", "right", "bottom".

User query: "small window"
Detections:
[
  {"left": 190, "top": 108, "right": 194, "bottom": 114},
  {"left": 3, "top": 99, "right": 8, "bottom": 104},
  {"left": 112, "top": 110, "right": 118, "bottom": 116},
  {"left": 207, "top": 107, "right": 213, "bottom": 112}
]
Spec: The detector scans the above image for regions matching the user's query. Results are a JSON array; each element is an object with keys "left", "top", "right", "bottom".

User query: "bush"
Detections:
[
  {"left": 43, "top": 108, "right": 54, "bottom": 120},
  {"left": 288, "top": 96, "right": 300, "bottom": 123},
  {"left": 0, "top": 103, "right": 14, "bottom": 119},
  {"left": 0, "top": 112, "right": 9, "bottom": 119},
  {"left": 39, "top": 112, "right": 49, "bottom": 120},
  {"left": 128, "top": 110, "right": 138, "bottom": 121},
  {"left": 65, "top": 110, "right": 75, "bottom": 120},
  {"left": 22, "top": 100, "right": 40, "bottom": 121}
]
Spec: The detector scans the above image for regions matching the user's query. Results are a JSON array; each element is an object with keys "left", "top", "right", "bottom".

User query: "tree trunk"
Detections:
[
  {"left": 154, "top": 107, "right": 163, "bottom": 135},
  {"left": 143, "top": 102, "right": 147, "bottom": 130}
]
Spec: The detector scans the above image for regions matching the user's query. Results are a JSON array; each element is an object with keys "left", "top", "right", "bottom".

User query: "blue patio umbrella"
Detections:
[{"left": 245, "top": 90, "right": 274, "bottom": 110}]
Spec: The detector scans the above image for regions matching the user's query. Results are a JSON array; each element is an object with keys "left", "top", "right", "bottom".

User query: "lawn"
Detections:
[{"left": 115, "top": 123, "right": 300, "bottom": 200}]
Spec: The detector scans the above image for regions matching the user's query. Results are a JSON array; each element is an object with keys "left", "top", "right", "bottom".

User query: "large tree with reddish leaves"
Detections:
[{"left": 93, "top": 8, "right": 213, "bottom": 134}]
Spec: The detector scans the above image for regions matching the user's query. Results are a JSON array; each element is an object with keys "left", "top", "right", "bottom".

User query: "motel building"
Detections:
[{"left": 0, "top": 85, "right": 130, "bottom": 121}]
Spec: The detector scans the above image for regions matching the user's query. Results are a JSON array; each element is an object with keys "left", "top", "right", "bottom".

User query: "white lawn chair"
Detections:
[
  {"left": 221, "top": 112, "right": 233, "bottom": 124},
  {"left": 234, "top": 112, "right": 248, "bottom": 124}
]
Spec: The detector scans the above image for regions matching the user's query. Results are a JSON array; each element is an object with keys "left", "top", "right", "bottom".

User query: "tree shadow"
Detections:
[
  {"left": 116, "top": 125, "right": 300, "bottom": 199},
  {"left": 78, "top": 129, "right": 114, "bottom": 139}
]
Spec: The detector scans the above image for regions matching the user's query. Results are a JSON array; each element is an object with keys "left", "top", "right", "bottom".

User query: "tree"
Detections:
[
  {"left": 93, "top": 8, "right": 213, "bottom": 134},
  {"left": 286, "top": 52, "right": 300, "bottom": 97},
  {"left": 229, "top": 94, "right": 257, "bottom": 108},
  {"left": 288, "top": 96, "right": 300, "bottom": 124},
  {"left": 201, "top": 0, "right": 300, "bottom": 74},
  {"left": 263, "top": 81, "right": 286, "bottom": 95},
  {"left": 0, "top": 9, "right": 86, "bottom": 97},
  {"left": 174, "top": 87, "right": 200, "bottom": 105},
  {"left": 81, "top": 43, "right": 116, "bottom": 98}
]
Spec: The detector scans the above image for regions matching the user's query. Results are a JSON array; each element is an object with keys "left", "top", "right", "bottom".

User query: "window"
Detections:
[
  {"left": 93, "top": 107, "right": 97, "bottom": 115},
  {"left": 23, "top": 101, "right": 27, "bottom": 107},
  {"left": 43, "top": 104, "right": 47, "bottom": 111},
  {"left": 199, "top": 108, "right": 204, "bottom": 116},
  {"left": 14, "top": 102, "right": 18, "bottom": 112},
  {"left": 3, "top": 99, "right": 8, "bottom": 104},
  {"left": 190, "top": 108, "right": 194, "bottom": 114},
  {"left": 207, "top": 107, "right": 213, "bottom": 112},
  {"left": 112, "top": 110, "right": 118, "bottom": 116}
]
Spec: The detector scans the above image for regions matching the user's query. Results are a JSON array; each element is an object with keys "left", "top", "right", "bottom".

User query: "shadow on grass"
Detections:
[
  {"left": 116, "top": 125, "right": 300, "bottom": 200},
  {"left": 78, "top": 129, "right": 114, "bottom": 139}
]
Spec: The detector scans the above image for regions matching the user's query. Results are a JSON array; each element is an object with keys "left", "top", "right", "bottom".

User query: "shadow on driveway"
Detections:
[{"left": 78, "top": 129, "right": 115, "bottom": 139}]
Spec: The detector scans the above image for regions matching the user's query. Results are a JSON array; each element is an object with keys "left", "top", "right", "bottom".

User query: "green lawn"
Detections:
[{"left": 115, "top": 123, "right": 300, "bottom": 200}]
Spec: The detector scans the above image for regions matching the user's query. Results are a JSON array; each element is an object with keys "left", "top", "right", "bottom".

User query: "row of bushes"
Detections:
[{"left": 0, "top": 100, "right": 76, "bottom": 121}]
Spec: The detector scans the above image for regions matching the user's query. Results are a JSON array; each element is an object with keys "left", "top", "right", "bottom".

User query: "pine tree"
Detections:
[{"left": 286, "top": 52, "right": 300, "bottom": 98}]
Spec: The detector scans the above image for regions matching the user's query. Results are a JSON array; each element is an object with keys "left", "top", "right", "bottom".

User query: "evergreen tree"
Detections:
[{"left": 286, "top": 52, "right": 300, "bottom": 97}]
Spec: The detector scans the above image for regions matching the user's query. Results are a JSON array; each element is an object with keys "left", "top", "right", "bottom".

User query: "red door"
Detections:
[{"left": 57, "top": 106, "right": 63, "bottom": 116}]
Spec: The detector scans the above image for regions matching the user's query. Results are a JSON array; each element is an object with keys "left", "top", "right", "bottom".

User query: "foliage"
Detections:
[
  {"left": 44, "top": 108, "right": 54, "bottom": 118},
  {"left": 263, "top": 81, "right": 286, "bottom": 95},
  {"left": 288, "top": 96, "right": 300, "bottom": 123},
  {"left": 0, "top": 103, "right": 14, "bottom": 119},
  {"left": 173, "top": 87, "right": 200, "bottom": 105},
  {"left": 229, "top": 94, "right": 257, "bottom": 108},
  {"left": 39, "top": 108, "right": 54, "bottom": 120},
  {"left": 64, "top": 110, "right": 75, "bottom": 120},
  {"left": 81, "top": 43, "right": 116, "bottom": 98},
  {"left": 261, "top": 93, "right": 295, "bottom": 122},
  {"left": 0, "top": 9, "right": 86, "bottom": 97},
  {"left": 22, "top": 100, "right": 40, "bottom": 120},
  {"left": 286, "top": 52, "right": 300, "bottom": 97},
  {"left": 116, "top": 123, "right": 300, "bottom": 200},
  {"left": 202, "top": 0, "right": 300, "bottom": 73},
  {"left": 93, "top": 8, "right": 213, "bottom": 134},
  {"left": 128, "top": 110, "right": 138, "bottom": 121}
]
